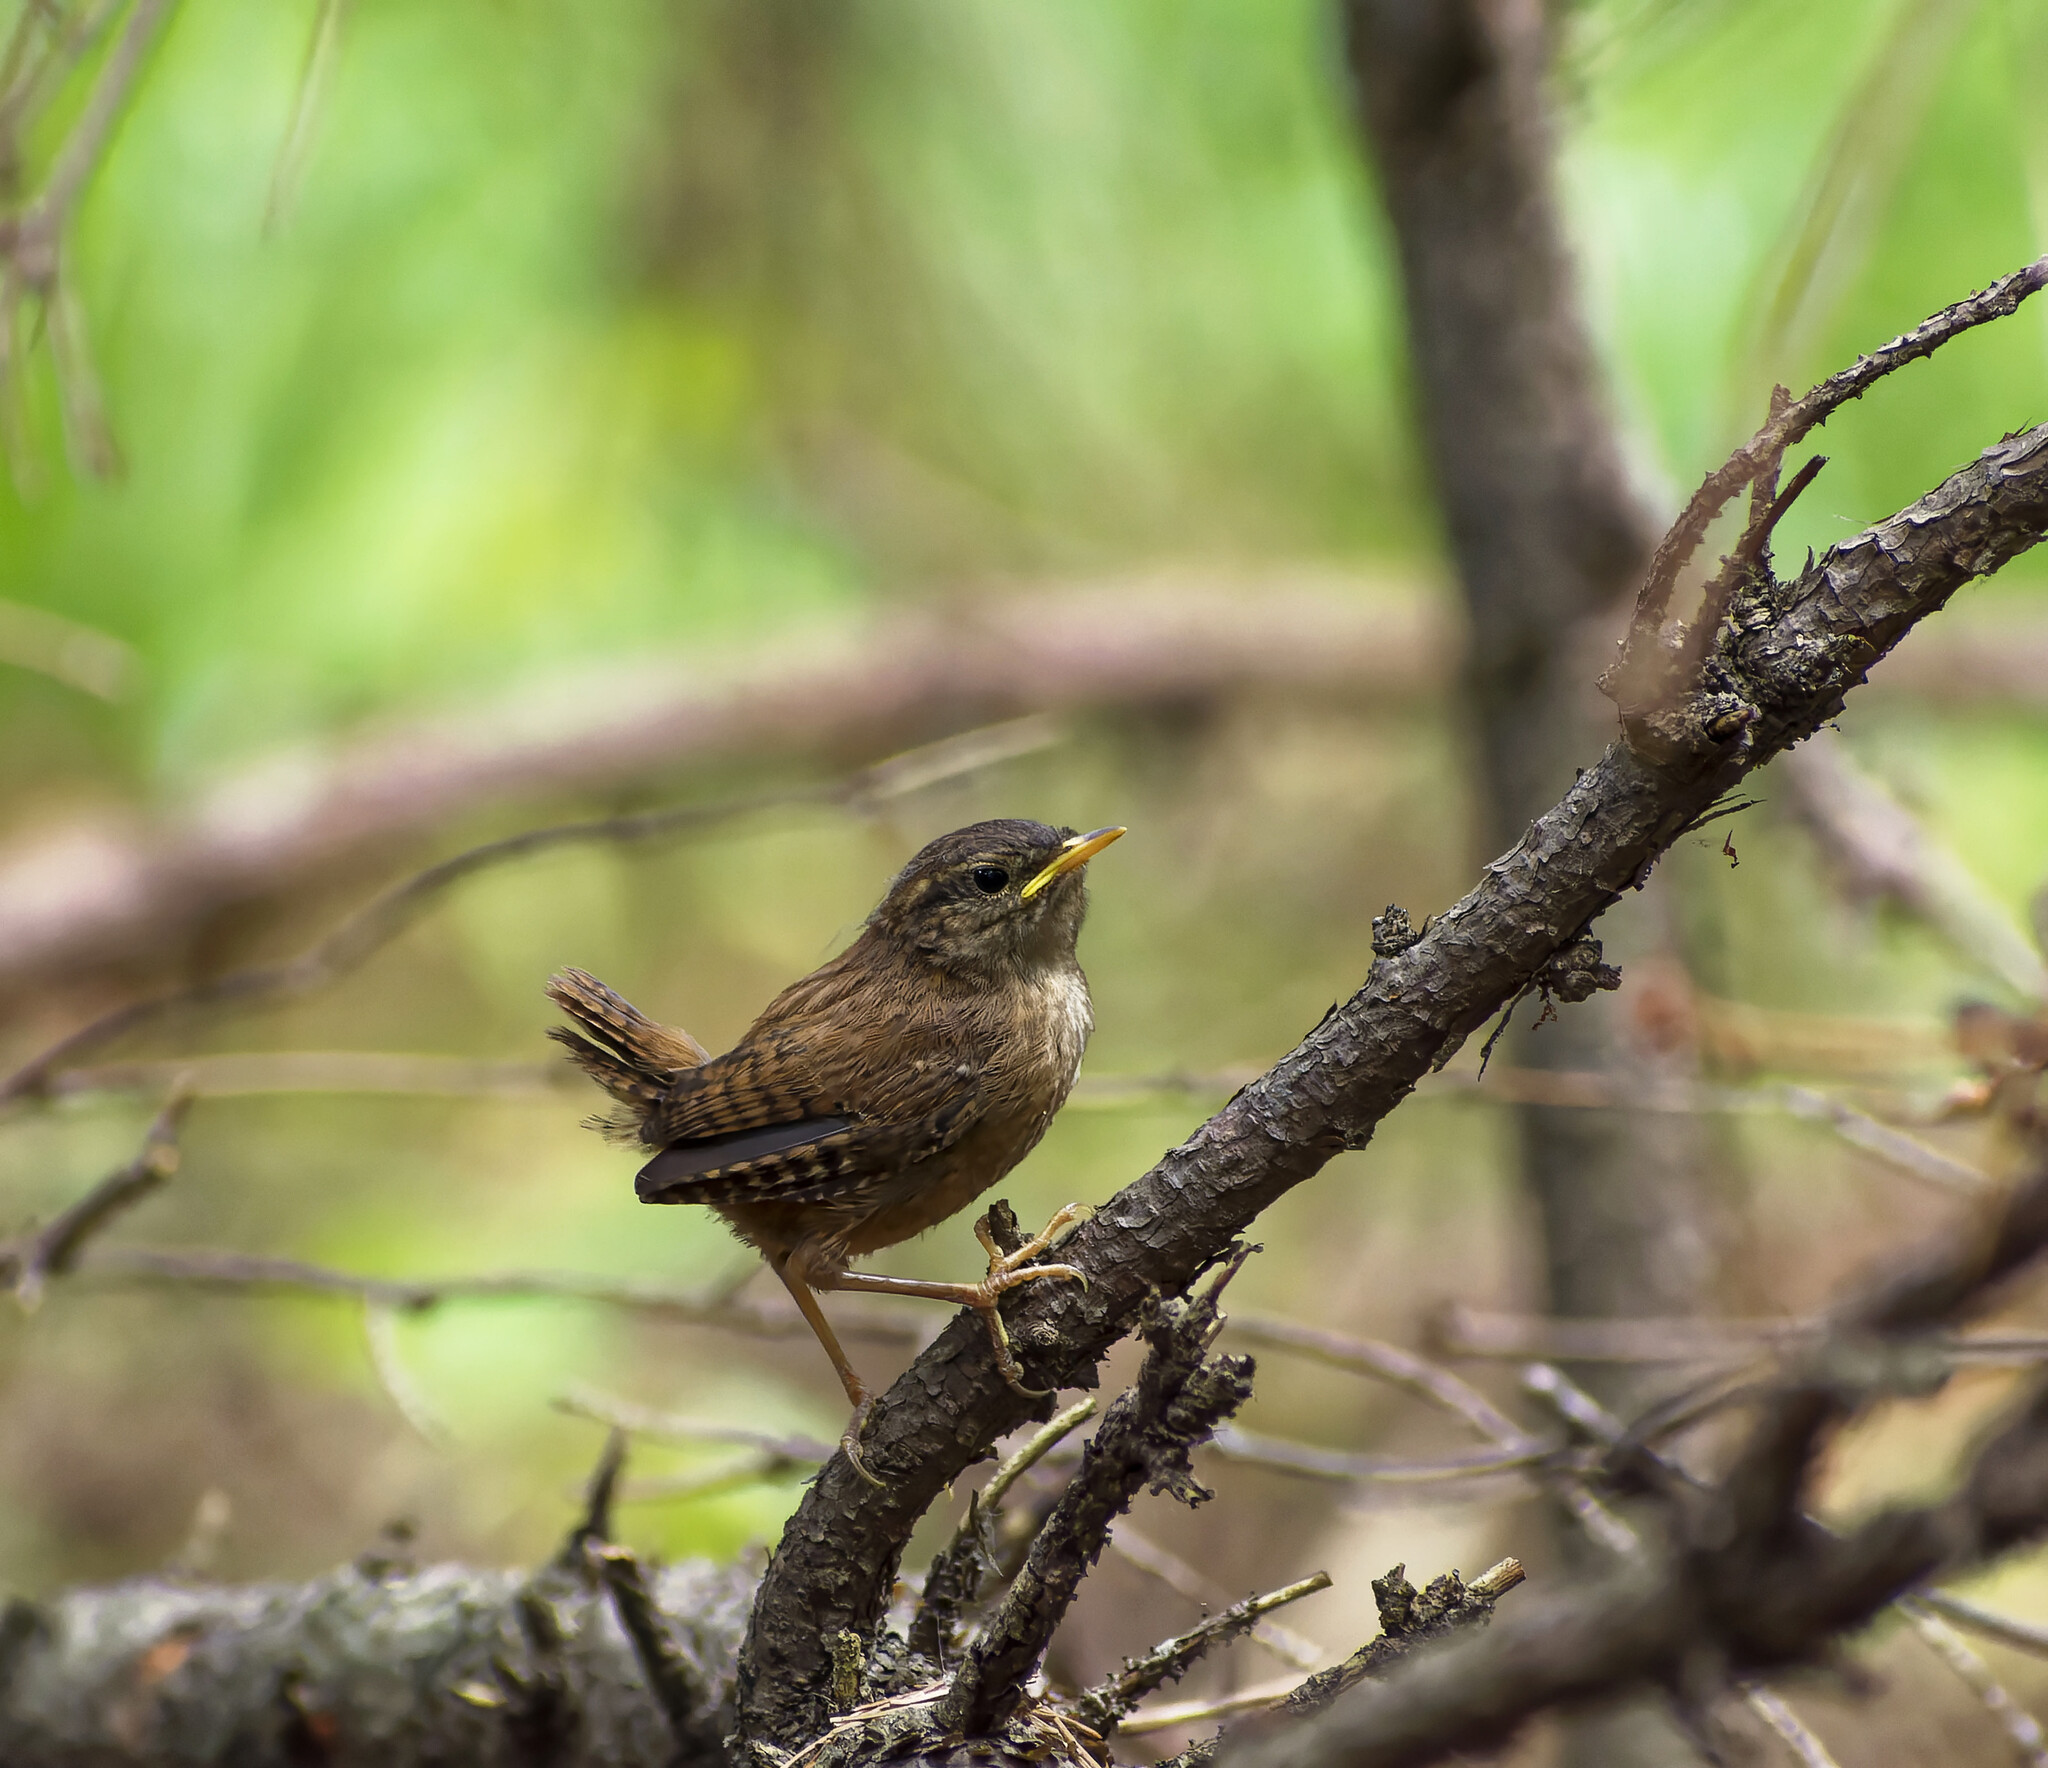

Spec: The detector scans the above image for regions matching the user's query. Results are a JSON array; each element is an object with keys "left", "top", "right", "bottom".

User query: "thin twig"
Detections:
[
  {"left": 1742, "top": 1684, "right": 1844, "bottom": 1768},
  {"left": 1074, "top": 1573, "right": 1333, "bottom": 1736},
  {"left": 983, "top": 1396, "right": 1099, "bottom": 1511},
  {"left": 614, "top": 1452, "right": 810, "bottom": 1506},
  {"left": 1226, "top": 1314, "right": 1535, "bottom": 1448},
  {"left": 13, "top": 0, "right": 173, "bottom": 258},
  {"left": 361, "top": 1298, "right": 450, "bottom": 1446},
  {"left": 3, "top": 1086, "right": 192, "bottom": 1309},
  {"left": 555, "top": 1429, "right": 628, "bottom": 1569},
  {"left": 56, "top": 1244, "right": 922, "bottom": 1344},
  {"left": 1115, "top": 1676, "right": 1305, "bottom": 1736},
  {"left": 265, "top": 0, "right": 348, "bottom": 231},
  {"left": 1916, "top": 1589, "right": 2048, "bottom": 1659},
  {"left": 1208, "top": 1426, "right": 1551, "bottom": 1486},
  {"left": 1108, "top": 1522, "right": 1321, "bottom": 1670},
  {"left": 1900, "top": 1596, "right": 2048, "bottom": 1768},
  {"left": 554, "top": 1385, "right": 836, "bottom": 1464}
]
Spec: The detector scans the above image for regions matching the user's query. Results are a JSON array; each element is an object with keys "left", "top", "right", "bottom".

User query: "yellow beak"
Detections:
[{"left": 1020, "top": 826, "right": 1126, "bottom": 900}]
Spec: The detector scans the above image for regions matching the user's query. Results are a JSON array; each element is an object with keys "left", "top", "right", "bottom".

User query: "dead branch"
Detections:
[
  {"left": 1071, "top": 1572, "right": 1332, "bottom": 1737},
  {"left": 0, "top": 1087, "right": 191, "bottom": 1308},
  {"left": 1782, "top": 728, "right": 2048, "bottom": 1001},
  {"left": 1211, "top": 1150, "right": 2048, "bottom": 1768},
  {"left": 936, "top": 1283, "right": 1256, "bottom": 1736},
  {"left": 1606, "top": 251, "right": 2048, "bottom": 720},
  {"left": 731, "top": 397, "right": 2048, "bottom": 1753},
  {"left": 54, "top": 1243, "right": 921, "bottom": 1346},
  {"left": 0, "top": 1558, "right": 754, "bottom": 1768}
]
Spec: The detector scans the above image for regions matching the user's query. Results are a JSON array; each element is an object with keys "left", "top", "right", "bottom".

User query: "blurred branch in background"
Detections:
[
  {"left": 1783, "top": 727, "right": 2048, "bottom": 1003},
  {"left": 1223, "top": 1144, "right": 2048, "bottom": 1768},
  {"left": 0, "top": 717, "right": 1062, "bottom": 1103},
  {"left": 6, "top": 576, "right": 2045, "bottom": 1006}
]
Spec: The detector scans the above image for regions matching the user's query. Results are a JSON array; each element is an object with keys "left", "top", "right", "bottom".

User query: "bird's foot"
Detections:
[
  {"left": 968, "top": 1203, "right": 1094, "bottom": 1396},
  {"left": 840, "top": 1395, "right": 885, "bottom": 1488}
]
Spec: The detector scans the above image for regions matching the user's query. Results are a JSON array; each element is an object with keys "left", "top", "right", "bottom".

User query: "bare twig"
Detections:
[
  {"left": 265, "top": 0, "right": 348, "bottom": 231},
  {"left": 1208, "top": 1426, "right": 1551, "bottom": 1486},
  {"left": 12, "top": 0, "right": 174, "bottom": 259},
  {"left": 554, "top": 1385, "right": 836, "bottom": 1466},
  {"left": 1224, "top": 1314, "right": 1536, "bottom": 1449},
  {"left": 61, "top": 1243, "right": 921, "bottom": 1345},
  {"left": 2, "top": 1087, "right": 192, "bottom": 1309},
  {"left": 1115, "top": 1676, "right": 1306, "bottom": 1737},
  {"left": 1741, "top": 1684, "right": 1844, "bottom": 1768},
  {"left": 1783, "top": 729, "right": 2048, "bottom": 1003},
  {"left": 1916, "top": 1589, "right": 2048, "bottom": 1659},
  {"left": 1073, "top": 1572, "right": 1332, "bottom": 1736},
  {"left": 939, "top": 1283, "right": 1256, "bottom": 1735},
  {"left": 1108, "top": 1522, "right": 1322, "bottom": 1671},
  {"left": 555, "top": 1429, "right": 628, "bottom": 1569},
  {"left": 0, "top": 718, "right": 1061, "bottom": 1104},
  {"left": 360, "top": 1298, "right": 450, "bottom": 1445},
  {"left": 1607, "top": 251, "right": 2048, "bottom": 714},
  {"left": 1782, "top": 1083, "right": 1994, "bottom": 1192},
  {"left": 1900, "top": 1596, "right": 2048, "bottom": 1768}
]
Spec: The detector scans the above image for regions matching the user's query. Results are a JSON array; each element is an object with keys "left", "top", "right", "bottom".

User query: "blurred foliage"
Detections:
[{"left": 2, "top": 1, "right": 2048, "bottom": 1746}]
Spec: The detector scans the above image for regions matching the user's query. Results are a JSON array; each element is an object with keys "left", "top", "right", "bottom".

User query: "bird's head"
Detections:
[{"left": 867, "top": 818, "right": 1124, "bottom": 975}]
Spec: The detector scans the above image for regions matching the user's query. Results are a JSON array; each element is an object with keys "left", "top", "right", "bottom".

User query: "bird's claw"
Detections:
[
  {"left": 969, "top": 1203, "right": 1094, "bottom": 1396},
  {"left": 840, "top": 1398, "right": 885, "bottom": 1488}
]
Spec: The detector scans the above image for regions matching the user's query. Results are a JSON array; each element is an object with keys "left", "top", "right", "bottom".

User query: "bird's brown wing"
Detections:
[{"left": 634, "top": 1020, "right": 983, "bottom": 1207}]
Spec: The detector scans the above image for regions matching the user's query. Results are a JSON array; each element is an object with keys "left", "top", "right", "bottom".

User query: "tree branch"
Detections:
[{"left": 732, "top": 413, "right": 2048, "bottom": 1752}]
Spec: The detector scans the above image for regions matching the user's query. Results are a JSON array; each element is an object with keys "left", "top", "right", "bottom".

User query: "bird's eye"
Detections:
[{"left": 971, "top": 865, "right": 1010, "bottom": 894}]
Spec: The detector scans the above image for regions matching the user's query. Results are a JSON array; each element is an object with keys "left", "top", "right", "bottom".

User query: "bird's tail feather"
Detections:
[{"left": 545, "top": 968, "right": 708, "bottom": 1113}]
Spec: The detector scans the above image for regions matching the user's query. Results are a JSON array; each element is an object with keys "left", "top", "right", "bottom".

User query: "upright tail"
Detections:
[{"left": 545, "top": 968, "right": 710, "bottom": 1115}]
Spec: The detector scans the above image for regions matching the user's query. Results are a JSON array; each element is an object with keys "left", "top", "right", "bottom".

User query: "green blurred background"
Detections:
[{"left": 3, "top": 0, "right": 2047, "bottom": 1753}]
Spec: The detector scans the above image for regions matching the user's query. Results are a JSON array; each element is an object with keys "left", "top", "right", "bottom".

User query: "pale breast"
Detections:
[{"left": 1034, "top": 964, "right": 1094, "bottom": 1101}]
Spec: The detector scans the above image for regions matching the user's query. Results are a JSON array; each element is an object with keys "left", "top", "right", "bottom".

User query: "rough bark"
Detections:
[
  {"left": 0, "top": 1559, "right": 753, "bottom": 1768},
  {"left": 732, "top": 425, "right": 2048, "bottom": 1754}
]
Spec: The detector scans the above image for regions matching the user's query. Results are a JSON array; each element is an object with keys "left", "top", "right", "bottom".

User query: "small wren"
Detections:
[{"left": 546, "top": 819, "right": 1124, "bottom": 1478}]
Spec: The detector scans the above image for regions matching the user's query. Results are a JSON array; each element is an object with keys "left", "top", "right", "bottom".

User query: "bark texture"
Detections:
[{"left": 0, "top": 1559, "right": 753, "bottom": 1768}]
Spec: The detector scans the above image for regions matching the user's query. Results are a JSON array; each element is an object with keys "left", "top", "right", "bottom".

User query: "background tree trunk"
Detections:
[{"left": 1339, "top": 4, "right": 1725, "bottom": 1760}]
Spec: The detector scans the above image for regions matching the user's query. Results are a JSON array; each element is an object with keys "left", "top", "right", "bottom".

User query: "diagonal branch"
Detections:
[{"left": 732, "top": 405, "right": 2048, "bottom": 1750}]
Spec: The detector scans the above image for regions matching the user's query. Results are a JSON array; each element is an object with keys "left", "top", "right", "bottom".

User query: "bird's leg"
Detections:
[
  {"left": 770, "top": 1255, "right": 884, "bottom": 1488},
  {"left": 825, "top": 1203, "right": 1094, "bottom": 1398}
]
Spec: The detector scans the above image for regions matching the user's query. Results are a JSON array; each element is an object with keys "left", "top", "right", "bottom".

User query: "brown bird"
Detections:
[{"left": 545, "top": 819, "right": 1124, "bottom": 1477}]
